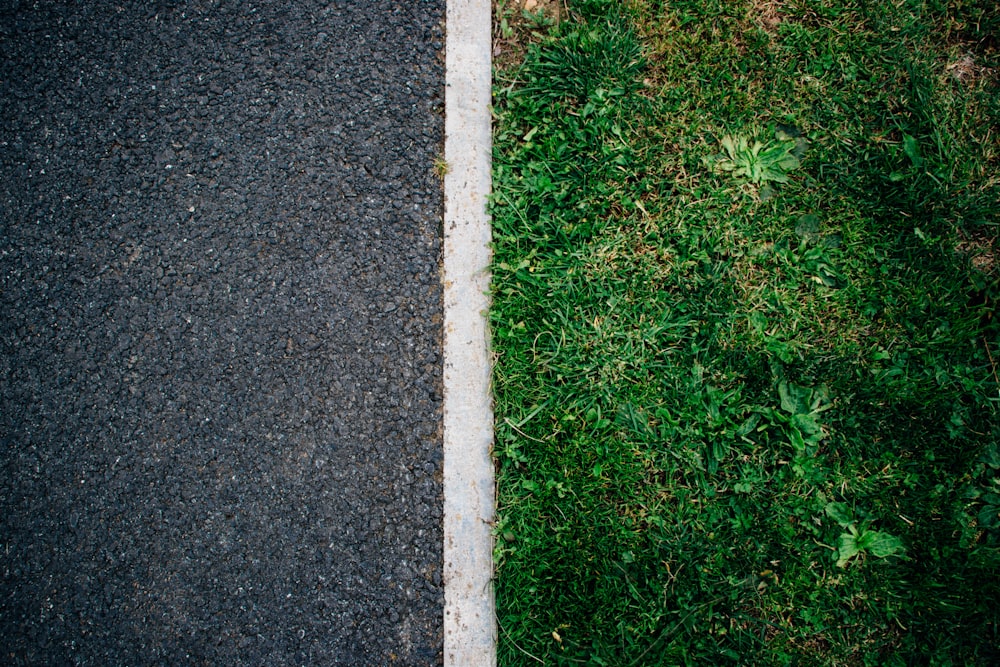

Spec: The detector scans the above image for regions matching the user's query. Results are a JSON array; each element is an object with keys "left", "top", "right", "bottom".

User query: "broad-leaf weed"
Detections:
[{"left": 705, "top": 129, "right": 807, "bottom": 198}]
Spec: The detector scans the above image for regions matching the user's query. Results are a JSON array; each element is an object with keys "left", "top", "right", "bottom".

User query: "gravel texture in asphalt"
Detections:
[{"left": 1, "top": 0, "right": 446, "bottom": 664}]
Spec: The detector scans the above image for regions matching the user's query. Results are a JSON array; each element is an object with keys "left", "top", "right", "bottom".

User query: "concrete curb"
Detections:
[{"left": 442, "top": 0, "right": 495, "bottom": 665}]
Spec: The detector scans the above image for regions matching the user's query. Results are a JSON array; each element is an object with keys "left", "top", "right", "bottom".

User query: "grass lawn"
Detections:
[{"left": 489, "top": 0, "right": 1000, "bottom": 664}]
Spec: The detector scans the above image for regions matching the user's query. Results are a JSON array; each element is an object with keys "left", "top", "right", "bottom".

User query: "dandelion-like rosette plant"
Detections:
[{"left": 707, "top": 131, "right": 805, "bottom": 188}]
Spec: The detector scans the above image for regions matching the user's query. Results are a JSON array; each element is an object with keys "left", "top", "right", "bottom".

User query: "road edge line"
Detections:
[{"left": 442, "top": 0, "right": 495, "bottom": 665}]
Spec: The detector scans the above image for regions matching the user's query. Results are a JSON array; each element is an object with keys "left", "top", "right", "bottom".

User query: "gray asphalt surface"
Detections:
[{"left": 1, "top": 0, "right": 446, "bottom": 664}]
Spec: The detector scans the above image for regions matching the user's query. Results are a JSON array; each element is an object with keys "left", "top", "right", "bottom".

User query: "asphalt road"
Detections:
[{"left": 1, "top": 1, "right": 446, "bottom": 664}]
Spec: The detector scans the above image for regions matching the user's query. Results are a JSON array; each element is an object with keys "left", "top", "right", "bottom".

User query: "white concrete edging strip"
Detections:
[{"left": 442, "top": 0, "right": 495, "bottom": 665}]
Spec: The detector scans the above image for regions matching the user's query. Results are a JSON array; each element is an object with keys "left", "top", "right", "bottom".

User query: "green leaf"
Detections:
[
  {"left": 717, "top": 160, "right": 737, "bottom": 173},
  {"left": 791, "top": 137, "right": 809, "bottom": 160},
  {"left": 789, "top": 425, "right": 806, "bottom": 452},
  {"left": 763, "top": 168, "right": 790, "bottom": 184},
  {"left": 779, "top": 381, "right": 811, "bottom": 414},
  {"left": 979, "top": 504, "right": 1000, "bottom": 529},
  {"left": 791, "top": 412, "right": 823, "bottom": 439},
  {"left": 902, "top": 133, "right": 923, "bottom": 168},
  {"left": 863, "top": 531, "right": 905, "bottom": 558},
  {"left": 721, "top": 135, "right": 737, "bottom": 157},
  {"left": 710, "top": 133, "right": 802, "bottom": 189},
  {"left": 836, "top": 533, "right": 860, "bottom": 567},
  {"left": 795, "top": 214, "right": 821, "bottom": 241},
  {"left": 778, "top": 381, "right": 797, "bottom": 413},
  {"left": 712, "top": 439, "right": 730, "bottom": 462},
  {"left": 979, "top": 444, "right": 1000, "bottom": 469},
  {"left": 774, "top": 125, "right": 798, "bottom": 142},
  {"left": 814, "top": 263, "right": 844, "bottom": 288},
  {"left": 825, "top": 502, "right": 855, "bottom": 528},
  {"left": 736, "top": 413, "right": 761, "bottom": 436},
  {"left": 776, "top": 152, "right": 800, "bottom": 171}
]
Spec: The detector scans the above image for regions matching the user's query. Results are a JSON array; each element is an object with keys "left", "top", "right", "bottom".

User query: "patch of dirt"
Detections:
[
  {"left": 493, "top": 0, "right": 565, "bottom": 71},
  {"left": 945, "top": 51, "right": 995, "bottom": 87},
  {"left": 956, "top": 227, "right": 999, "bottom": 276},
  {"left": 748, "top": 0, "right": 785, "bottom": 36}
]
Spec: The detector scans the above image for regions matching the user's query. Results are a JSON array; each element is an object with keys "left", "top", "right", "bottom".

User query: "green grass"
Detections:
[{"left": 490, "top": 0, "right": 1000, "bottom": 664}]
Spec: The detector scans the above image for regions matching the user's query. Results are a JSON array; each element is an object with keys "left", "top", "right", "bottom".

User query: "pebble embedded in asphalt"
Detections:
[{"left": 0, "top": 1, "right": 446, "bottom": 664}]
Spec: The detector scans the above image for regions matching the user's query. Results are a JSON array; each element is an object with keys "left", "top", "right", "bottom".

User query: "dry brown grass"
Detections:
[
  {"left": 748, "top": 0, "right": 785, "bottom": 36},
  {"left": 493, "top": 0, "right": 565, "bottom": 71}
]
